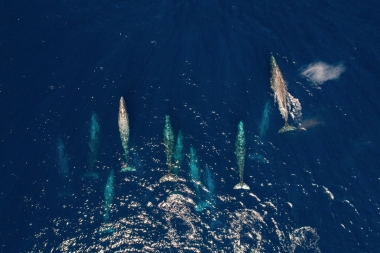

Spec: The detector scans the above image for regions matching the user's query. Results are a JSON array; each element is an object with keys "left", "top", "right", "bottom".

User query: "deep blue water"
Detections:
[{"left": 1, "top": 0, "right": 380, "bottom": 252}]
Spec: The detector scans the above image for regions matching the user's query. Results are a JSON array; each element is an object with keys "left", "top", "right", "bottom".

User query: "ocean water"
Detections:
[{"left": 1, "top": 0, "right": 380, "bottom": 252}]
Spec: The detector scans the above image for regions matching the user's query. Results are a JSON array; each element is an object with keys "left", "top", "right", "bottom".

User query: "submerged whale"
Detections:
[
  {"left": 204, "top": 165, "right": 215, "bottom": 208},
  {"left": 160, "top": 115, "right": 177, "bottom": 182},
  {"left": 173, "top": 130, "right": 184, "bottom": 175},
  {"left": 89, "top": 112, "right": 100, "bottom": 167},
  {"left": 270, "top": 56, "right": 297, "bottom": 133},
  {"left": 56, "top": 137, "right": 74, "bottom": 197},
  {"left": 82, "top": 112, "right": 101, "bottom": 180},
  {"left": 118, "top": 97, "right": 135, "bottom": 172},
  {"left": 104, "top": 169, "right": 114, "bottom": 223},
  {"left": 234, "top": 121, "right": 250, "bottom": 190}
]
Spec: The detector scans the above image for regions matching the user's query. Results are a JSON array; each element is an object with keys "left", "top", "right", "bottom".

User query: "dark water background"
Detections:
[{"left": 1, "top": 0, "right": 380, "bottom": 252}]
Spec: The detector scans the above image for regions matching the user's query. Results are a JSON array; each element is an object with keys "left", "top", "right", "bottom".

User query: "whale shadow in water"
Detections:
[
  {"left": 125, "top": 144, "right": 143, "bottom": 176},
  {"left": 195, "top": 165, "right": 216, "bottom": 212},
  {"left": 188, "top": 147, "right": 216, "bottom": 212},
  {"left": 173, "top": 130, "right": 184, "bottom": 176},
  {"left": 249, "top": 101, "right": 272, "bottom": 165},
  {"left": 103, "top": 169, "right": 114, "bottom": 223},
  {"left": 88, "top": 112, "right": 100, "bottom": 167},
  {"left": 83, "top": 112, "right": 101, "bottom": 181},
  {"left": 258, "top": 101, "right": 272, "bottom": 139},
  {"left": 248, "top": 153, "right": 269, "bottom": 164},
  {"left": 56, "top": 137, "right": 74, "bottom": 198}
]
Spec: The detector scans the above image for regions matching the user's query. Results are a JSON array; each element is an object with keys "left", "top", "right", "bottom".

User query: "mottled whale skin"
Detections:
[
  {"left": 234, "top": 121, "right": 250, "bottom": 190},
  {"left": 118, "top": 97, "right": 135, "bottom": 172},
  {"left": 270, "top": 56, "right": 296, "bottom": 133}
]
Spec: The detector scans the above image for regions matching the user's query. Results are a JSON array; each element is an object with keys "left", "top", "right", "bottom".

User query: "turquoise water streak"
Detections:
[
  {"left": 88, "top": 112, "right": 100, "bottom": 168},
  {"left": 104, "top": 169, "right": 114, "bottom": 223},
  {"left": 83, "top": 112, "right": 101, "bottom": 180},
  {"left": 204, "top": 166, "right": 215, "bottom": 207},
  {"left": 189, "top": 147, "right": 209, "bottom": 211},
  {"left": 189, "top": 146, "right": 200, "bottom": 193},
  {"left": 258, "top": 101, "right": 271, "bottom": 138},
  {"left": 173, "top": 130, "right": 184, "bottom": 175}
]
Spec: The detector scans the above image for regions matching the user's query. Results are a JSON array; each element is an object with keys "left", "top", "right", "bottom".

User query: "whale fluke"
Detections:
[
  {"left": 278, "top": 122, "right": 297, "bottom": 133},
  {"left": 159, "top": 173, "right": 178, "bottom": 183},
  {"left": 270, "top": 55, "right": 296, "bottom": 133},
  {"left": 233, "top": 182, "right": 250, "bottom": 190},
  {"left": 121, "top": 164, "right": 136, "bottom": 172},
  {"left": 121, "top": 166, "right": 136, "bottom": 172}
]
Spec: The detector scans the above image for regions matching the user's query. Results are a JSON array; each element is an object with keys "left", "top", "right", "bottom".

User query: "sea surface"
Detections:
[{"left": 1, "top": 0, "right": 380, "bottom": 252}]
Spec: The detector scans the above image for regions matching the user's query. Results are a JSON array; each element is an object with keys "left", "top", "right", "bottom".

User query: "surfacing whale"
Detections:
[
  {"left": 160, "top": 115, "right": 177, "bottom": 183},
  {"left": 270, "top": 56, "right": 296, "bottom": 133},
  {"left": 118, "top": 96, "right": 135, "bottom": 172},
  {"left": 234, "top": 121, "right": 250, "bottom": 190}
]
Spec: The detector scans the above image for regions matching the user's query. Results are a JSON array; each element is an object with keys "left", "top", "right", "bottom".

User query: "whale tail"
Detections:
[
  {"left": 233, "top": 182, "right": 250, "bottom": 190},
  {"left": 278, "top": 121, "right": 297, "bottom": 133},
  {"left": 159, "top": 173, "right": 178, "bottom": 183},
  {"left": 121, "top": 164, "right": 136, "bottom": 172}
]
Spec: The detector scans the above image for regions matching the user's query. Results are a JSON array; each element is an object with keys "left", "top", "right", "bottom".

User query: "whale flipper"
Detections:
[
  {"left": 159, "top": 173, "right": 178, "bottom": 183},
  {"left": 233, "top": 182, "right": 250, "bottom": 190}
]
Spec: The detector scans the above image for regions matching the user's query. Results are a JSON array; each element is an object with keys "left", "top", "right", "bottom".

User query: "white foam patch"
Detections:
[
  {"left": 230, "top": 209, "right": 266, "bottom": 252},
  {"left": 249, "top": 192, "right": 261, "bottom": 202},
  {"left": 343, "top": 199, "right": 360, "bottom": 215},
  {"left": 286, "top": 92, "right": 302, "bottom": 123},
  {"left": 301, "top": 62, "right": 345, "bottom": 85},
  {"left": 322, "top": 186, "right": 334, "bottom": 200},
  {"left": 290, "top": 227, "right": 321, "bottom": 253},
  {"left": 312, "top": 183, "right": 334, "bottom": 201}
]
